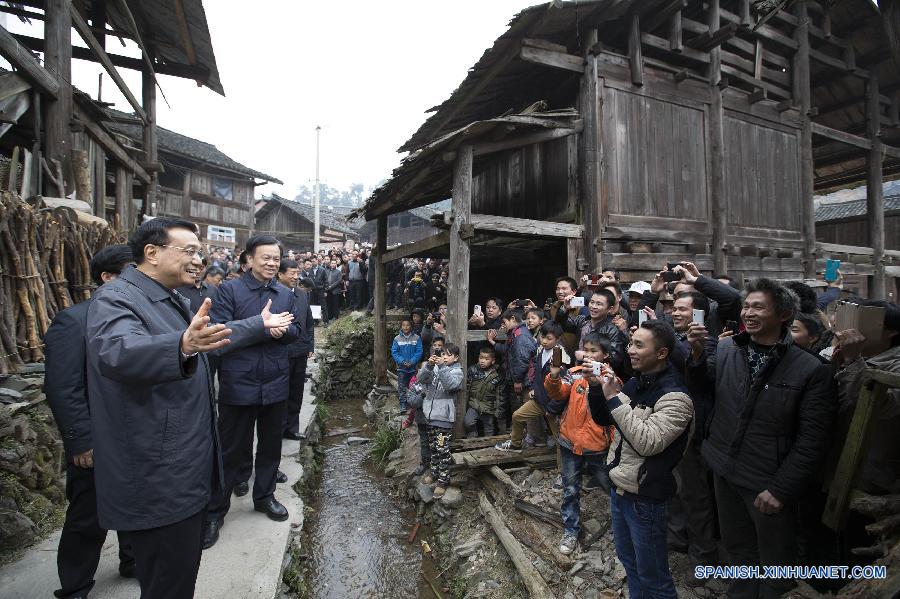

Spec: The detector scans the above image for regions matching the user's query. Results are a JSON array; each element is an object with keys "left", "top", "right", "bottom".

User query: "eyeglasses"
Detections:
[{"left": 161, "top": 245, "right": 205, "bottom": 260}]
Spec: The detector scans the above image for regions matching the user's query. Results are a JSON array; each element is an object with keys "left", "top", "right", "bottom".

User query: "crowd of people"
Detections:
[{"left": 395, "top": 262, "right": 900, "bottom": 598}]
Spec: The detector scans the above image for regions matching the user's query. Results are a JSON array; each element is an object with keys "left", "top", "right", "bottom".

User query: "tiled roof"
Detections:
[
  {"left": 257, "top": 195, "right": 358, "bottom": 236},
  {"left": 815, "top": 194, "right": 900, "bottom": 222}
]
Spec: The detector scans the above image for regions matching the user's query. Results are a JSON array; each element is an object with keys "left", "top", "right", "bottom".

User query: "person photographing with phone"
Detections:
[
  {"left": 418, "top": 344, "right": 464, "bottom": 499},
  {"left": 586, "top": 321, "right": 694, "bottom": 599},
  {"left": 543, "top": 332, "right": 617, "bottom": 556}
]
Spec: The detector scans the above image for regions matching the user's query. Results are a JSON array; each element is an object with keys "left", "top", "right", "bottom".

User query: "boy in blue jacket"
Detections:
[{"left": 391, "top": 318, "right": 423, "bottom": 411}]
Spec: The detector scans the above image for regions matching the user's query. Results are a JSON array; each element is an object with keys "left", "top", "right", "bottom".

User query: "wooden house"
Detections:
[
  {"left": 353, "top": 0, "right": 900, "bottom": 436},
  {"left": 355, "top": 206, "right": 441, "bottom": 247},
  {"left": 254, "top": 193, "right": 359, "bottom": 251},
  {"left": 817, "top": 195, "right": 900, "bottom": 252},
  {"left": 0, "top": 0, "right": 229, "bottom": 233},
  {"left": 108, "top": 112, "right": 281, "bottom": 248}
]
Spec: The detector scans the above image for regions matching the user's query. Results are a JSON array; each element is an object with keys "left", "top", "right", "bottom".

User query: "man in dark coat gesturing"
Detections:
[
  {"left": 203, "top": 235, "right": 302, "bottom": 548},
  {"left": 45, "top": 244, "right": 135, "bottom": 599},
  {"left": 85, "top": 218, "right": 279, "bottom": 599}
]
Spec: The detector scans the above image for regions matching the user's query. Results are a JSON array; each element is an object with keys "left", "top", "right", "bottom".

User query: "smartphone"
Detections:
[
  {"left": 725, "top": 320, "right": 739, "bottom": 335},
  {"left": 825, "top": 259, "right": 841, "bottom": 282},
  {"left": 662, "top": 269, "right": 682, "bottom": 283},
  {"left": 638, "top": 310, "right": 648, "bottom": 326},
  {"left": 474, "top": 304, "right": 482, "bottom": 316},
  {"left": 551, "top": 346, "right": 562, "bottom": 368},
  {"left": 570, "top": 296, "right": 585, "bottom": 307},
  {"left": 545, "top": 297, "right": 555, "bottom": 308},
  {"left": 592, "top": 361, "right": 603, "bottom": 376},
  {"left": 692, "top": 309, "right": 705, "bottom": 327},
  {"left": 433, "top": 348, "right": 443, "bottom": 357},
  {"left": 590, "top": 274, "right": 600, "bottom": 285}
]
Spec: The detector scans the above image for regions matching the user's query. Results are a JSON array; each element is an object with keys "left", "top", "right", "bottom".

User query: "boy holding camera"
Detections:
[
  {"left": 464, "top": 347, "right": 506, "bottom": 438},
  {"left": 488, "top": 308, "right": 538, "bottom": 421},
  {"left": 418, "top": 343, "right": 464, "bottom": 499}
]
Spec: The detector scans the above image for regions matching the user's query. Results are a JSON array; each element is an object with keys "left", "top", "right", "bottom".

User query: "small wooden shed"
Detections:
[
  {"left": 254, "top": 193, "right": 359, "bottom": 251},
  {"left": 355, "top": 0, "right": 900, "bottom": 436}
]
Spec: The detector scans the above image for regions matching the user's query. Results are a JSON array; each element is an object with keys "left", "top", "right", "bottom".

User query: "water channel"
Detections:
[{"left": 304, "top": 399, "right": 436, "bottom": 598}]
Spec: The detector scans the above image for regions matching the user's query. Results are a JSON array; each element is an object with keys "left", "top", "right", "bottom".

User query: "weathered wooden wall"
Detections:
[
  {"left": 818, "top": 215, "right": 900, "bottom": 251},
  {"left": 358, "top": 211, "right": 440, "bottom": 246}
]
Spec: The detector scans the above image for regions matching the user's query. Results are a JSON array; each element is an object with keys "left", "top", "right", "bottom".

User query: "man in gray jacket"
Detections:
[{"left": 86, "top": 218, "right": 291, "bottom": 599}]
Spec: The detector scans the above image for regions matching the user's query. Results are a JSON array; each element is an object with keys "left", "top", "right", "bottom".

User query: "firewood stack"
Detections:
[{"left": 0, "top": 191, "right": 121, "bottom": 374}]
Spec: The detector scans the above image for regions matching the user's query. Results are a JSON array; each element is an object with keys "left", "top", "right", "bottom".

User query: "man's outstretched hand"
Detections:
[
  {"left": 181, "top": 298, "right": 231, "bottom": 354},
  {"left": 261, "top": 298, "right": 294, "bottom": 329}
]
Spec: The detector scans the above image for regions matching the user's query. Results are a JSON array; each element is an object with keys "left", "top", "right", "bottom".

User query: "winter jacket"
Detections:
[
  {"left": 689, "top": 330, "right": 837, "bottom": 503},
  {"left": 816, "top": 286, "right": 841, "bottom": 311},
  {"left": 407, "top": 278, "right": 427, "bottom": 303},
  {"left": 312, "top": 266, "right": 328, "bottom": 292},
  {"left": 325, "top": 266, "right": 344, "bottom": 293},
  {"left": 348, "top": 259, "right": 365, "bottom": 281},
  {"left": 671, "top": 332, "right": 718, "bottom": 439},
  {"left": 494, "top": 323, "right": 537, "bottom": 385},
  {"left": 527, "top": 344, "right": 572, "bottom": 412},
  {"left": 550, "top": 302, "right": 580, "bottom": 356},
  {"left": 418, "top": 362, "right": 464, "bottom": 428},
  {"left": 211, "top": 271, "right": 301, "bottom": 406},
  {"left": 407, "top": 375, "right": 428, "bottom": 425},
  {"left": 558, "top": 312, "right": 628, "bottom": 376},
  {"left": 391, "top": 332, "right": 423, "bottom": 374},
  {"left": 286, "top": 287, "right": 315, "bottom": 357},
  {"left": 588, "top": 363, "right": 694, "bottom": 501},
  {"left": 545, "top": 366, "right": 614, "bottom": 456},
  {"left": 466, "top": 364, "right": 506, "bottom": 418},
  {"left": 176, "top": 281, "right": 219, "bottom": 316}
]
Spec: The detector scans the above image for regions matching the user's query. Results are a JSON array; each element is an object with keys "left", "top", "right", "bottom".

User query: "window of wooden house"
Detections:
[{"left": 213, "top": 176, "right": 233, "bottom": 200}]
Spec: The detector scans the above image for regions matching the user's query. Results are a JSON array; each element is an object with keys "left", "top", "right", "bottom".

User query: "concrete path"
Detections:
[{"left": 0, "top": 372, "right": 317, "bottom": 599}]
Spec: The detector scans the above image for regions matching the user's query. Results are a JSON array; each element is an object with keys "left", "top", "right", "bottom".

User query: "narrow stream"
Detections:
[{"left": 306, "top": 399, "right": 435, "bottom": 598}]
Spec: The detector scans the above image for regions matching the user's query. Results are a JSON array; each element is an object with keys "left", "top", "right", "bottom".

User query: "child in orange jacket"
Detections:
[{"left": 544, "top": 331, "right": 619, "bottom": 556}]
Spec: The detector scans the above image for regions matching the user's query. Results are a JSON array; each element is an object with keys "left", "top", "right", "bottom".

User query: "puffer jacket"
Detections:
[
  {"left": 391, "top": 331, "right": 423, "bottom": 374},
  {"left": 418, "top": 362, "right": 464, "bottom": 428},
  {"left": 689, "top": 330, "right": 836, "bottom": 503},
  {"left": 545, "top": 366, "right": 614, "bottom": 456},
  {"left": 528, "top": 344, "right": 572, "bottom": 412},
  {"left": 558, "top": 312, "right": 628, "bottom": 376},
  {"left": 588, "top": 363, "right": 694, "bottom": 500},
  {"left": 467, "top": 364, "right": 506, "bottom": 418},
  {"left": 494, "top": 323, "right": 537, "bottom": 385}
]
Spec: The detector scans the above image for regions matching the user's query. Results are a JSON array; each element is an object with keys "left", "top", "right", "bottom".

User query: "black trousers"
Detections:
[
  {"left": 326, "top": 292, "right": 342, "bottom": 322},
  {"left": 714, "top": 474, "right": 797, "bottom": 598},
  {"left": 668, "top": 439, "right": 718, "bottom": 568},
  {"left": 208, "top": 401, "right": 287, "bottom": 519},
  {"left": 55, "top": 464, "right": 134, "bottom": 599},
  {"left": 130, "top": 509, "right": 205, "bottom": 599},
  {"left": 349, "top": 279, "right": 366, "bottom": 309},
  {"left": 283, "top": 355, "right": 309, "bottom": 435}
]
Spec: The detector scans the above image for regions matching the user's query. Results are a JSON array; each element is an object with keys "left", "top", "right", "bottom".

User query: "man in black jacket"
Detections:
[
  {"left": 45, "top": 244, "right": 135, "bottom": 599},
  {"left": 277, "top": 260, "right": 315, "bottom": 440},
  {"left": 687, "top": 278, "right": 836, "bottom": 599}
]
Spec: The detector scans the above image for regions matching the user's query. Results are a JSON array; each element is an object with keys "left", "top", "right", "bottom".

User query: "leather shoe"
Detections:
[
  {"left": 276, "top": 470, "right": 288, "bottom": 484},
  {"left": 202, "top": 518, "right": 223, "bottom": 550},
  {"left": 118, "top": 560, "right": 136, "bottom": 578},
  {"left": 283, "top": 431, "right": 305, "bottom": 441},
  {"left": 254, "top": 498, "right": 289, "bottom": 521},
  {"left": 233, "top": 481, "right": 249, "bottom": 497}
]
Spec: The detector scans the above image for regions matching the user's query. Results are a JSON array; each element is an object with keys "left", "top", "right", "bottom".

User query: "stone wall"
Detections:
[{"left": 0, "top": 365, "right": 66, "bottom": 557}]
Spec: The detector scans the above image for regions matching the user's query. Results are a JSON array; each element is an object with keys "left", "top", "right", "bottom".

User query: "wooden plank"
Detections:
[
  {"left": 793, "top": 2, "right": 814, "bottom": 279},
  {"left": 478, "top": 492, "right": 555, "bottom": 599},
  {"left": 644, "top": 0, "right": 688, "bottom": 33},
  {"left": 823, "top": 372, "right": 890, "bottom": 530},
  {"left": 70, "top": 7, "right": 147, "bottom": 123},
  {"left": 641, "top": 31, "right": 709, "bottom": 65},
  {"left": 468, "top": 213, "right": 584, "bottom": 239},
  {"left": 489, "top": 466, "right": 523, "bottom": 495},
  {"left": 72, "top": 105, "right": 151, "bottom": 184},
  {"left": 810, "top": 122, "right": 872, "bottom": 151},
  {"left": 0, "top": 26, "right": 59, "bottom": 97},
  {"left": 718, "top": 5, "right": 798, "bottom": 51},
  {"left": 453, "top": 446, "right": 555, "bottom": 467},
  {"left": 628, "top": 14, "right": 643, "bottom": 86},
  {"left": 580, "top": 32, "right": 604, "bottom": 271},
  {"left": 381, "top": 231, "right": 450, "bottom": 263},
  {"left": 521, "top": 38, "right": 568, "bottom": 54},
  {"left": 686, "top": 22, "right": 738, "bottom": 51},
  {"left": 448, "top": 146, "right": 473, "bottom": 438},
  {"left": 514, "top": 498, "right": 564, "bottom": 530},
  {"left": 866, "top": 74, "right": 885, "bottom": 299},
  {"left": 519, "top": 44, "right": 584, "bottom": 73},
  {"left": 473, "top": 122, "right": 583, "bottom": 157},
  {"left": 373, "top": 216, "right": 388, "bottom": 385},
  {"left": 808, "top": 47, "right": 869, "bottom": 79},
  {"left": 451, "top": 435, "right": 508, "bottom": 452}
]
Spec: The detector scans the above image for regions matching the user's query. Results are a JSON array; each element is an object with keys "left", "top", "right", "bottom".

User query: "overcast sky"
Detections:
[{"left": 3, "top": 1, "right": 537, "bottom": 200}]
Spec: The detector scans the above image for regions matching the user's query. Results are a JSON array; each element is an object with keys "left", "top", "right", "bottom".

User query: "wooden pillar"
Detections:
[
  {"left": 708, "top": 0, "right": 728, "bottom": 276},
  {"left": 43, "top": 0, "right": 73, "bottom": 197},
  {"left": 447, "top": 145, "right": 473, "bottom": 438},
  {"left": 142, "top": 65, "right": 158, "bottom": 216},
  {"left": 373, "top": 215, "right": 388, "bottom": 385},
  {"left": 794, "top": 2, "right": 816, "bottom": 279},
  {"left": 115, "top": 165, "right": 133, "bottom": 232},
  {"left": 866, "top": 74, "right": 886, "bottom": 299},
  {"left": 566, "top": 238, "right": 580, "bottom": 281},
  {"left": 93, "top": 146, "right": 105, "bottom": 218},
  {"left": 579, "top": 29, "right": 603, "bottom": 273}
]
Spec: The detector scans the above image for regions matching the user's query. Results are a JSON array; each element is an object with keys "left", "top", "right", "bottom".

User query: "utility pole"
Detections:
[{"left": 314, "top": 125, "right": 321, "bottom": 253}]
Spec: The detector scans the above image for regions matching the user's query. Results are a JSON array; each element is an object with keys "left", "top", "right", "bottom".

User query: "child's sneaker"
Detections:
[
  {"left": 433, "top": 486, "right": 446, "bottom": 499},
  {"left": 553, "top": 474, "right": 563, "bottom": 491},
  {"left": 494, "top": 439, "right": 521, "bottom": 452},
  {"left": 559, "top": 533, "right": 578, "bottom": 555},
  {"left": 402, "top": 409, "right": 415, "bottom": 429},
  {"left": 422, "top": 473, "right": 435, "bottom": 486}
]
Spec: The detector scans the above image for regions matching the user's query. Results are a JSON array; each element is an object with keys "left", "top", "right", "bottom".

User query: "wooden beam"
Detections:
[
  {"left": 580, "top": 29, "right": 603, "bottom": 272},
  {"left": 794, "top": 1, "right": 816, "bottom": 279},
  {"left": 519, "top": 44, "right": 583, "bottom": 73},
  {"left": 641, "top": 32, "right": 709, "bottom": 65},
  {"left": 708, "top": 0, "right": 727, "bottom": 276},
  {"left": 567, "top": 238, "right": 580, "bottom": 280},
  {"left": 373, "top": 216, "right": 388, "bottom": 385},
  {"left": 448, "top": 145, "right": 473, "bottom": 438},
  {"left": 114, "top": 165, "right": 133, "bottom": 231},
  {"left": 669, "top": 9, "right": 683, "bottom": 52},
  {"left": 809, "top": 47, "right": 869, "bottom": 79},
  {"left": 468, "top": 214, "right": 584, "bottom": 239},
  {"left": 173, "top": 0, "right": 198, "bottom": 66},
  {"left": 73, "top": 105, "right": 151, "bottom": 183},
  {"left": 0, "top": 27, "right": 59, "bottom": 98},
  {"left": 810, "top": 122, "right": 872, "bottom": 151},
  {"left": 381, "top": 231, "right": 450, "bottom": 263},
  {"left": 628, "top": 14, "right": 643, "bottom": 86},
  {"left": 718, "top": 5, "right": 799, "bottom": 51},
  {"left": 686, "top": 22, "right": 738, "bottom": 51},
  {"left": 867, "top": 74, "right": 885, "bottom": 299},
  {"left": 142, "top": 63, "right": 158, "bottom": 214},
  {"left": 472, "top": 122, "right": 583, "bottom": 157},
  {"left": 43, "top": 0, "right": 73, "bottom": 197},
  {"left": 644, "top": 0, "right": 688, "bottom": 32},
  {"left": 70, "top": 7, "right": 147, "bottom": 123}
]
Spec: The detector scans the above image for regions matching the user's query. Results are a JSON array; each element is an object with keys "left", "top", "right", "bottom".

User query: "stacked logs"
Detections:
[{"left": 0, "top": 191, "right": 120, "bottom": 374}]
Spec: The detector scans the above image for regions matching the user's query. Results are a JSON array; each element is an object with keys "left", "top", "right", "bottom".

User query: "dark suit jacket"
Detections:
[
  {"left": 286, "top": 287, "right": 315, "bottom": 357},
  {"left": 44, "top": 299, "right": 93, "bottom": 460},
  {"left": 176, "top": 281, "right": 219, "bottom": 315}
]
